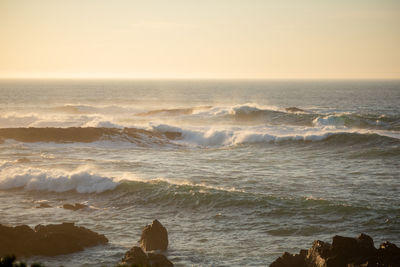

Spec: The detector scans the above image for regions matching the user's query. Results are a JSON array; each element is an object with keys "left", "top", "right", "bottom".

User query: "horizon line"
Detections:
[{"left": 1, "top": 76, "right": 400, "bottom": 81}]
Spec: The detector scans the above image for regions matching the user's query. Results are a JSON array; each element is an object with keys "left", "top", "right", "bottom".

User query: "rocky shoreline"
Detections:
[
  {"left": 270, "top": 233, "right": 400, "bottom": 267},
  {"left": 1, "top": 221, "right": 400, "bottom": 267},
  {"left": 0, "top": 222, "right": 108, "bottom": 257}
]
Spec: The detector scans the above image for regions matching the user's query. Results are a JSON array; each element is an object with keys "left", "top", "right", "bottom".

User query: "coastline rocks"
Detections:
[
  {"left": 121, "top": 220, "right": 173, "bottom": 267},
  {"left": 270, "top": 250, "right": 308, "bottom": 267},
  {"left": 140, "top": 220, "right": 168, "bottom": 251},
  {"left": 122, "top": 246, "right": 150, "bottom": 266},
  {"left": 63, "top": 203, "right": 88, "bottom": 211},
  {"left": 0, "top": 222, "right": 108, "bottom": 257},
  {"left": 270, "top": 233, "right": 400, "bottom": 267},
  {"left": 121, "top": 246, "right": 173, "bottom": 267}
]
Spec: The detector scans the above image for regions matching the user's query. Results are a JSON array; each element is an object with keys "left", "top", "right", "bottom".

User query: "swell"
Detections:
[
  {"left": 0, "top": 127, "right": 172, "bottom": 145},
  {"left": 136, "top": 106, "right": 212, "bottom": 116},
  {"left": 0, "top": 170, "right": 376, "bottom": 215},
  {"left": 135, "top": 104, "right": 400, "bottom": 131},
  {"left": 2, "top": 104, "right": 399, "bottom": 131},
  {"left": 228, "top": 105, "right": 400, "bottom": 130},
  {"left": 0, "top": 127, "right": 399, "bottom": 148}
]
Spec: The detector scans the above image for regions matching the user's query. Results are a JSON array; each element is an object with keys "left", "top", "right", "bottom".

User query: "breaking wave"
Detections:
[
  {"left": 313, "top": 113, "right": 400, "bottom": 130},
  {"left": 152, "top": 124, "right": 400, "bottom": 147},
  {"left": 0, "top": 167, "right": 118, "bottom": 193},
  {"left": 2, "top": 103, "right": 399, "bottom": 131},
  {"left": 0, "top": 168, "right": 374, "bottom": 213},
  {"left": 0, "top": 126, "right": 399, "bottom": 148}
]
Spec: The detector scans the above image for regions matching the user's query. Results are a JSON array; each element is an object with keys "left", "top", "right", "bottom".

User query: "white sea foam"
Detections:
[
  {"left": 151, "top": 123, "right": 396, "bottom": 147},
  {"left": 313, "top": 115, "right": 347, "bottom": 126},
  {"left": 0, "top": 166, "right": 118, "bottom": 193},
  {"left": 82, "top": 117, "right": 124, "bottom": 128}
]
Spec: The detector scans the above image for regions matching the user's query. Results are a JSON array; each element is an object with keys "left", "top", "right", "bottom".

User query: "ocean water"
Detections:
[{"left": 0, "top": 79, "right": 399, "bottom": 266}]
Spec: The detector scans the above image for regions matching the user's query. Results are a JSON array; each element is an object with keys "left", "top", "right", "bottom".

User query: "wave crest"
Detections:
[{"left": 0, "top": 167, "right": 118, "bottom": 193}]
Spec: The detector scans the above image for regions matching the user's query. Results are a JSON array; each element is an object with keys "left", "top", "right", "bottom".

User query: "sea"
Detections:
[{"left": 0, "top": 79, "right": 399, "bottom": 266}]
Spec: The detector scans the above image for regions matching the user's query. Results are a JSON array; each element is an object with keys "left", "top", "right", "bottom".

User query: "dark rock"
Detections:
[
  {"left": 140, "top": 220, "right": 168, "bottom": 251},
  {"left": 0, "top": 222, "right": 108, "bottom": 257},
  {"left": 148, "top": 253, "right": 174, "bottom": 267},
  {"left": 63, "top": 203, "right": 87, "bottom": 211},
  {"left": 377, "top": 242, "right": 400, "bottom": 267},
  {"left": 270, "top": 233, "right": 400, "bottom": 267},
  {"left": 305, "top": 240, "right": 332, "bottom": 267},
  {"left": 121, "top": 246, "right": 150, "bottom": 266},
  {"left": 270, "top": 250, "right": 307, "bottom": 267},
  {"left": 325, "top": 234, "right": 377, "bottom": 266},
  {"left": 121, "top": 247, "right": 174, "bottom": 267}
]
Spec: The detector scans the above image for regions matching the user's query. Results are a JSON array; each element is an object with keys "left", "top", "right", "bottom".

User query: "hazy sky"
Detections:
[{"left": 1, "top": 0, "right": 399, "bottom": 79}]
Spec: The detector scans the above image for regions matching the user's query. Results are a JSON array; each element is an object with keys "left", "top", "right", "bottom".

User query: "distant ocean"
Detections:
[{"left": 0, "top": 79, "right": 399, "bottom": 266}]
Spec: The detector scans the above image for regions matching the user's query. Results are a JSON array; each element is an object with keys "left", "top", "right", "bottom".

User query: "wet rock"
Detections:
[
  {"left": 121, "top": 246, "right": 150, "bottom": 266},
  {"left": 140, "top": 220, "right": 168, "bottom": 251},
  {"left": 325, "top": 234, "right": 377, "bottom": 266},
  {"left": 63, "top": 203, "right": 87, "bottom": 211},
  {"left": 148, "top": 253, "right": 174, "bottom": 267},
  {"left": 377, "top": 242, "right": 400, "bottom": 267},
  {"left": 121, "top": 246, "right": 173, "bottom": 267},
  {"left": 270, "top": 250, "right": 307, "bottom": 267},
  {"left": 305, "top": 240, "right": 331, "bottom": 267},
  {"left": 270, "top": 233, "right": 400, "bottom": 267},
  {"left": 0, "top": 222, "right": 108, "bottom": 257}
]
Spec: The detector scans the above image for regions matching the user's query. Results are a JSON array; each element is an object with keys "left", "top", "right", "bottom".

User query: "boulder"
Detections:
[
  {"left": 305, "top": 240, "right": 331, "bottom": 267},
  {"left": 121, "top": 246, "right": 173, "bottom": 267},
  {"left": 0, "top": 223, "right": 108, "bottom": 257},
  {"left": 148, "top": 253, "right": 174, "bottom": 267},
  {"left": 325, "top": 234, "right": 377, "bottom": 266},
  {"left": 377, "top": 242, "right": 400, "bottom": 267},
  {"left": 140, "top": 220, "right": 168, "bottom": 251},
  {"left": 270, "top": 250, "right": 307, "bottom": 267},
  {"left": 121, "top": 246, "right": 150, "bottom": 266}
]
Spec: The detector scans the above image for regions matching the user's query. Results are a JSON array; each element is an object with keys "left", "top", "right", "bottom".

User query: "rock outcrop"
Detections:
[
  {"left": 121, "top": 246, "right": 173, "bottom": 267},
  {"left": 0, "top": 222, "right": 108, "bottom": 257},
  {"left": 270, "top": 233, "right": 400, "bottom": 267},
  {"left": 122, "top": 246, "right": 150, "bottom": 266},
  {"left": 140, "top": 220, "right": 168, "bottom": 251},
  {"left": 270, "top": 250, "right": 308, "bottom": 267}
]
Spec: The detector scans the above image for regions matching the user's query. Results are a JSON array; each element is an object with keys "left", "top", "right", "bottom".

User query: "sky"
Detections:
[{"left": 0, "top": 0, "right": 399, "bottom": 79}]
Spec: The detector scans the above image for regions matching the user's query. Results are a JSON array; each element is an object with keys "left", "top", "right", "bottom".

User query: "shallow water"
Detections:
[{"left": 0, "top": 79, "right": 399, "bottom": 266}]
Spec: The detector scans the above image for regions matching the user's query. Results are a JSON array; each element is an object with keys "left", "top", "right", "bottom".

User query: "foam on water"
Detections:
[
  {"left": 152, "top": 123, "right": 399, "bottom": 147},
  {"left": 1, "top": 80, "right": 399, "bottom": 267},
  {"left": 0, "top": 166, "right": 118, "bottom": 193}
]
